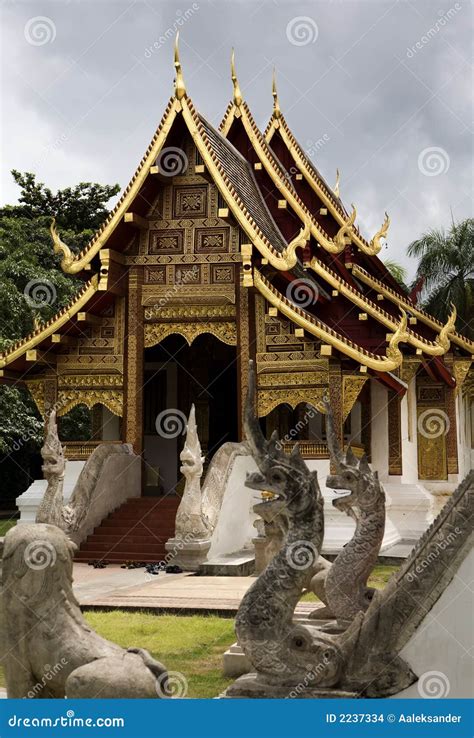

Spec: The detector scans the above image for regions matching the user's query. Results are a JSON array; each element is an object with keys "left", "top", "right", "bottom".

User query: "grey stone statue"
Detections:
[
  {"left": 227, "top": 361, "right": 474, "bottom": 697},
  {"left": 1, "top": 523, "right": 169, "bottom": 698},
  {"left": 36, "top": 409, "right": 133, "bottom": 540},
  {"left": 232, "top": 362, "right": 335, "bottom": 688},
  {"left": 310, "top": 400, "right": 386, "bottom": 626}
]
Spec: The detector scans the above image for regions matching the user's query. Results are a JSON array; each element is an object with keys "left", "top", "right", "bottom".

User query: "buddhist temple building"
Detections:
[{"left": 1, "top": 38, "right": 472, "bottom": 560}]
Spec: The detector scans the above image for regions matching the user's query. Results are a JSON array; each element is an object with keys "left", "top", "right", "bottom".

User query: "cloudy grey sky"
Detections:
[{"left": 1, "top": 0, "right": 472, "bottom": 279}]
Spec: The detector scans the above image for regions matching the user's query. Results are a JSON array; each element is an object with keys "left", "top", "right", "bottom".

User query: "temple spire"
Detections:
[
  {"left": 231, "top": 48, "right": 242, "bottom": 107},
  {"left": 272, "top": 68, "right": 281, "bottom": 119},
  {"left": 174, "top": 32, "right": 186, "bottom": 100},
  {"left": 333, "top": 168, "right": 340, "bottom": 198}
]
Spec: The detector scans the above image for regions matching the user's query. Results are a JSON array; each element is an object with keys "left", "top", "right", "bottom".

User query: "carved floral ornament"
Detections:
[
  {"left": 56, "top": 390, "right": 123, "bottom": 418},
  {"left": 144, "top": 321, "right": 237, "bottom": 348},
  {"left": 257, "top": 387, "right": 326, "bottom": 417},
  {"left": 342, "top": 375, "right": 368, "bottom": 421}
]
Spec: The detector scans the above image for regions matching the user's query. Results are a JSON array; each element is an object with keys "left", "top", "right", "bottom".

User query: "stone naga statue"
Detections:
[
  {"left": 233, "top": 362, "right": 339, "bottom": 689},
  {"left": 310, "top": 400, "right": 386, "bottom": 626},
  {"left": 36, "top": 409, "right": 133, "bottom": 540},
  {"left": 1, "top": 523, "right": 169, "bottom": 698},
  {"left": 174, "top": 404, "right": 210, "bottom": 539}
]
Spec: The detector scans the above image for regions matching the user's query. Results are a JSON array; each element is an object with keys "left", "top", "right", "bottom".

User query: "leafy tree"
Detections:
[
  {"left": 407, "top": 218, "right": 474, "bottom": 339},
  {"left": 0, "top": 171, "right": 119, "bottom": 507}
]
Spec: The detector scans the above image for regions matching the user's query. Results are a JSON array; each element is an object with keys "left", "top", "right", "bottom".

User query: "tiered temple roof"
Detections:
[{"left": 1, "top": 36, "right": 472, "bottom": 385}]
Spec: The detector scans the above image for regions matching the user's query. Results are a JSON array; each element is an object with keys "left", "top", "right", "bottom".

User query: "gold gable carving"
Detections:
[
  {"left": 25, "top": 379, "right": 46, "bottom": 417},
  {"left": 342, "top": 375, "right": 368, "bottom": 421},
  {"left": 57, "top": 390, "right": 123, "bottom": 417},
  {"left": 257, "top": 388, "right": 325, "bottom": 418},
  {"left": 144, "top": 321, "right": 237, "bottom": 348}
]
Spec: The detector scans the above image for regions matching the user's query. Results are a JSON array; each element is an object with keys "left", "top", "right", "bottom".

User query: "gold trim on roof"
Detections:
[
  {"left": 253, "top": 269, "right": 408, "bottom": 371},
  {"left": 265, "top": 111, "right": 387, "bottom": 255},
  {"left": 50, "top": 218, "right": 75, "bottom": 272},
  {"left": 272, "top": 69, "right": 281, "bottom": 120},
  {"left": 231, "top": 49, "right": 242, "bottom": 107},
  {"left": 0, "top": 275, "right": 99, "bottom": 369},
  {"left": 351, "top": 264, "right": 474, "bottom": 355},
  {"left": 308, "top": 256, "right": 451, "bottom": 356},
  {"left": 174, "top": 32, "right": 186, "bottom": 101},
  {"left": 51, "top": 98, "right": 180, "bottom": 273},
  {"left": 220, "top": 102, "right": 353, "bottom": 255}
]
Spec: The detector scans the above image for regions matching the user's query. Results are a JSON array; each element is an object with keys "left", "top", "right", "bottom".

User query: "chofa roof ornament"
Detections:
[
  {"left": 174, "top": 32, "right": 186, "bottom": 101},
  {"left": 231, "top": 48, "right": 243, "bottom": 107}
]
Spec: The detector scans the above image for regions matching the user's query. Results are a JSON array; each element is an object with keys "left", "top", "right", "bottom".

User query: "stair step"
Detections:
[
  {"left": 75, "top": 552, "right": 169, "bottom": 563},
  {"left": 75, "top": 495, "right": 179, "bottom": 564}
]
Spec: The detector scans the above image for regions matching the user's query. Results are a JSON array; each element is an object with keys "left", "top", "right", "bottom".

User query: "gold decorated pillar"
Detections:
[
  {"left": 387, "top": 389, "right": 402, "bottom": 476},
  {"left": 328, "top": 360, "right": 343, "bottom": 469},
  {"left": 444, "top": 354, "right": 458, "bottom": 475},
  {"left": 124, "top": 268, "right": 144, "bottom": 455},
  {"left": 236, "top": 271, "right": 251, "bottom": 440}
]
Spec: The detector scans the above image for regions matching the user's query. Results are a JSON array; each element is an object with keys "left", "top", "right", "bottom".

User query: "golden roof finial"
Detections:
[
  {"left": 272, "top": 68, "right": 281, "bottom": 119},
  {"left": 231, "top": 48, "right": 242, "bottom": 107},
  {"left": 436, "top": 303, "right": 457, "bottom": 352},
  {"left": 333, "top": 168, "right": 340, "bottom": 198},
  {"left": 174, "top": 32, "right": 186, "bottom": 101},
  {"left": 50, "top": 217, "right": 74, "bottom": 272}
]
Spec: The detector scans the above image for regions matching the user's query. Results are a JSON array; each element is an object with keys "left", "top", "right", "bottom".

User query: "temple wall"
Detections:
[
  {"left": 392, "top": 549, "right": 473, "bottom": 699},
  {"left": 400, "top": 379, "right": 418, "bottom": 484}
]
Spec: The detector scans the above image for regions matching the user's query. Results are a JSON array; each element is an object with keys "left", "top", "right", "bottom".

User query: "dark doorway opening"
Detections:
[{"left": 143, "top": 333, "right": 238, "bottom": 494}]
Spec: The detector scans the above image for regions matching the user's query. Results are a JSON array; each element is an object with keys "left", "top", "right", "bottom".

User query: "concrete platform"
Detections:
[{"left": 72, "top": 563, "right": 317, "bottom": 615}]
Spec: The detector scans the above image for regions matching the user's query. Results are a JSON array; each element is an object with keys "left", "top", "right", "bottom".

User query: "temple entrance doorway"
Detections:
[{"left": 142, "top": 333, "right": 238, "bottom": 495}]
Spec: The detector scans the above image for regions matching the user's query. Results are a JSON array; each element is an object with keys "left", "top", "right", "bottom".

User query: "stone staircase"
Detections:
[{"left": 75, "top": 496, "right": 180, "bottom": 564}]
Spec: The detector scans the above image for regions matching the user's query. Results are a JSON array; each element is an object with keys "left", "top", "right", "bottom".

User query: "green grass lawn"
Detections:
[
  {"left": 0, "top": 520, "right": 16, "bottom": 536},
  {"left": 0, "top": 564, "right": 399, "bottom": 696}
]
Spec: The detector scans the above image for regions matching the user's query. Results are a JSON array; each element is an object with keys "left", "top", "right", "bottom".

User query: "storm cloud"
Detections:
[{"left": 1, "top": 0, "right": 471, "bottom": 278}]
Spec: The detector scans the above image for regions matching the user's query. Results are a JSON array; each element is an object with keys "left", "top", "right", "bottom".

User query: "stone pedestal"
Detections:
[
  {"left": 224, "top": 673, "right": 357, "bottom": 699},
  {"left": 164, "top": 537, "right": 211, "bottom": 572}
]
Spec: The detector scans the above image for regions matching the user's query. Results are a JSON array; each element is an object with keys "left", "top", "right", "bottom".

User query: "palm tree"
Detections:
[
  {"left": 407, "top": 218, "right": 474, "bottom": 340},
  {"left": 383, "top": 259, "right": 408, "bottom": 290}
]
